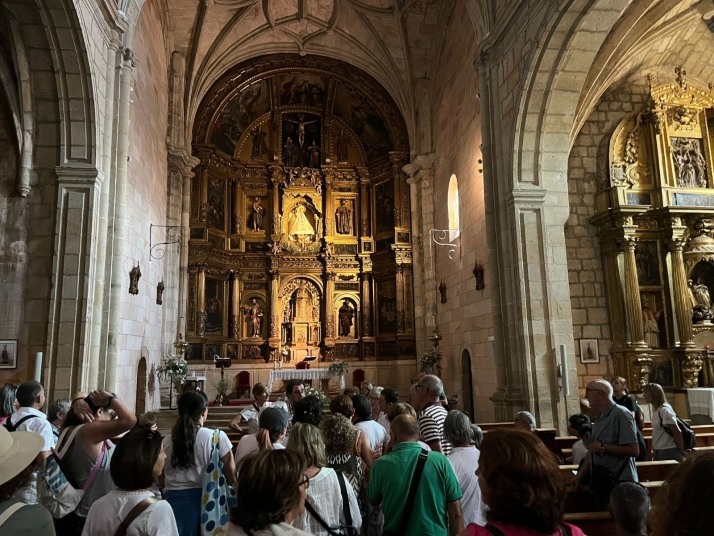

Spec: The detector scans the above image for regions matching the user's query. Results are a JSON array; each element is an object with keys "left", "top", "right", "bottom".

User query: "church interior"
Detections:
[{"left": 3, "top": 0, "right": 714, "bottom": 436}]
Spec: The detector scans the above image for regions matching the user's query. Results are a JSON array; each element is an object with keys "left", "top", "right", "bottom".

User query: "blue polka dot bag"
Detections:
[{"left": 200, "top": 430, "right": 236, "bottom": 536}]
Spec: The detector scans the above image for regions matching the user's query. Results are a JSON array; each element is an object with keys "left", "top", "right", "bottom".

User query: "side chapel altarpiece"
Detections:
[
  {"left": 186, "top": 55, "right": 415, "bottom": 367},
  {"left": 593, "top": 69, "right": 714, "bottom": 390}
]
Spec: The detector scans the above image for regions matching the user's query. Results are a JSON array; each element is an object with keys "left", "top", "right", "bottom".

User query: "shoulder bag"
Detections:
[
  {"left": 114, "top": 496, "right": 160, "bottom": 536},
  {"left": 659, "top": 408, "right": 695, "bottom": 450},
  {"left": 0, "top": 503, "right": 27, "bottom": 528},
  {"left": 304, "top": 471, "right": 359, "bottom": 536},
  {"left": 382, "top": 448, "right": 429, "bottom": 536},
  {"left": 589, "top": 453, "right": 630, "bottom": 511},
  {"left": 200, "top": 430, "right": 236, "bottom": 536}
]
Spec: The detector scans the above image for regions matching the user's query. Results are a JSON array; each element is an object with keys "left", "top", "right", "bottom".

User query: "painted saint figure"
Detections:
[
  {"left": 251, "top": 197, "right": 265, "bottom": 232},
  {"left": 284, "top": 137, "right": 297, "bottom": 167},
  {"left": 307, "top": 140, "right": 320, "bottom": 168},
  {"left": 339, "top": 300, "right": 354, "bottom": 337},
  {"left": 642, "top": 303, "right": 661, "bottom": 348},
  {"left": 335, "top": 129, "right": 349, "bottom": 162},
  {"left": 251, "top": 126, "right": 267, "bottom": 159},
  {"left": 246, "top": 299, "right": 264, "bottom": 338},
  {"left": 335, "top": 199, "right": 352, "bottom": 235}
]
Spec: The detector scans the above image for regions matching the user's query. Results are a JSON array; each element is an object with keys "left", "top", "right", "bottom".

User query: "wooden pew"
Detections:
[
  {"left": 560, "top": 460, "right": 677, "bottom": 482},
  {"left": 564, "top": 512, "right": 615, "bottom": 536},
  {"left": 644, "top": 431, "right": 714, "bottom": 457},
  {"left": 475, "top": 422, "right": 515, "bottom": 431},
  {"left": 554, "top": 436, "right": 578, "bottom": 450},
  {"left": 564, "top": 481, "right": 663, "bottom": 513}
]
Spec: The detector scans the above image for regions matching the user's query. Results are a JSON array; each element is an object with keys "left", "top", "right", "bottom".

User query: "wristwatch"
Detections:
[{"left": 105, "top": 394, "right": 117, "bottom": 408}]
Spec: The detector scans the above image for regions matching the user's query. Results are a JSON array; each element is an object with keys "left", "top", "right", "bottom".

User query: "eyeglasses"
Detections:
[{"left": 298, "top": 474, "right": 310, "bottom": 489}]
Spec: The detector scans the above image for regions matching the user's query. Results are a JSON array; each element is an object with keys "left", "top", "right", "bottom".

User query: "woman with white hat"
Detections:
[{"left": 0, "top": 425, "right": 55, "bottom": 535}]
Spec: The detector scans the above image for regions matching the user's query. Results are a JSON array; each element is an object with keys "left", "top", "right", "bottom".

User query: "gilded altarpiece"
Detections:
[
  {"left": 186, "top": 55, "right": 415, "bottom": 368},
  {"left": 593, "top": 69, "right": 714, "bottom": 390}
]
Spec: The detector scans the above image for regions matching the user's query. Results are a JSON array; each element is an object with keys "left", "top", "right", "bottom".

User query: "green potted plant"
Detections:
[{"left": 213, "top": 377, "right": 232, "bottom": 407}]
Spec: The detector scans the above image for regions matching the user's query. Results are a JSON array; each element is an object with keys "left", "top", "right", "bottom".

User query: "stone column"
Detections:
[
  {"left": 105, "top": 47, "right": 136, "bottom": 392},
  {"left": 229, "top": 271, "right": 240, "bottom": 339},
  {"left": 667, "top": 238, "right": 694, "bottom": 347},
  {"left": 619, "top": 237, "right": 647, "bottom": 347},
  {"left": 196, "top": 265, "right": 206, "bottom": 336}
]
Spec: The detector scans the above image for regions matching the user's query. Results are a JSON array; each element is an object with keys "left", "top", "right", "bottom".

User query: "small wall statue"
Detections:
[
  {"left": 473, "top": 261, "right": 485, "bottom": 290},
  {"left": 156, "top": 279, "right": 165, "bottom": 305},
  {"left": 129, "top": 263, "right": 141, "bottom": 295}
]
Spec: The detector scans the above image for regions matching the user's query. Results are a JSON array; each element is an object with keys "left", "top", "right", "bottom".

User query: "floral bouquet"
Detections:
[
  {"left": 156, "top": 354, "right": 189, "bottom": 384},
  {"left": 419, "top": 348, "right": 443, "bottom": 377}
]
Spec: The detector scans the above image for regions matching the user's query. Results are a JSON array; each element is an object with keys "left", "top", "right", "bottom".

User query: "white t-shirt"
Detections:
[
  {"left": 447, "top": 446, "right": 487, "bottom": 526},
  {"left": 653, "top": 404, "right": 679, "bottom": 451},
  {"left": 354, "top": 420, "right": 387, "bottom": 455},
  {"left": 234, "top": 434, "right": 285, "bottom": 465},
  {"left": 292, "top": 468, "right": 362, "bottom": 536},
  {"left": 240, "top": 402, "right": 273, "bottom": 435},
  {"left": 377, "top": 413, "right": 390, "bottom": 436},
  {"left": 572, "top": 439, "right": 588, "bottom": 465},
  {"left": 81, "top": 490, "right": 178, "bottom": 536},
  {"left": 8, "top": 407, "right": 55, "bottom": 451},
  {"left": 162, "top": 427, "right": 232, "bottom": 490}
]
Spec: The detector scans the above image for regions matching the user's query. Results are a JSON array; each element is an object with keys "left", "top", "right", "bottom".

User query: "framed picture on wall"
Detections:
[
  {"left": 579, "top": 339, "right": 599, "bottom": 364},
  {"left": 0, "top": 340, "right": 18, "bottom": 369}
]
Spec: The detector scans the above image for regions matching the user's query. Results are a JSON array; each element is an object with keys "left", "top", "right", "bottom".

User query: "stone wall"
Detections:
[
  {"left": 430, "top": 0, "right": 495, "bottom": 423},
  {"left": 114, "top": 0, "right": 170, "bottom": 409},
  {"left": 566, "top": 75, "right": 650, "bottom": 390},
  {"left": 0, "top": 91, "right": 25, "bottom": 383}
]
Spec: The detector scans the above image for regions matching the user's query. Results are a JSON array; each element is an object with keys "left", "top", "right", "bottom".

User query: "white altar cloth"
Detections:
[
  {"left": 688, "top": 388, "right": 714, "bottom": 422},
  {"left": 267, "top": 368, "right": 344, "bottom": 394}
]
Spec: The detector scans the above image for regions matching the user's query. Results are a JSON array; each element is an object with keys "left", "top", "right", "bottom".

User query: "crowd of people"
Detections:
[{"left": 0, "top": 374, "right": 711, "bottom": 536}]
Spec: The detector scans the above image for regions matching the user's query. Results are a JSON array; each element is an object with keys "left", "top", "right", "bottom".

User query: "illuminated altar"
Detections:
[{"left": 183, "top": 55, "right": 416, "bottom": 382}]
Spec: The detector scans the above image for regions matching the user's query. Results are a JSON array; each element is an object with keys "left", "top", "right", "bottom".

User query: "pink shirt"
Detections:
[{"left": 469, "top": 521, "right": 585, "bottom": 536}]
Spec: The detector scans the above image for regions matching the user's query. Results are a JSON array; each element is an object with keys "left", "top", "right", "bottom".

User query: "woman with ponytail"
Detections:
[{"left": 162, "top": 390, "right": 236, "bottom": 535}]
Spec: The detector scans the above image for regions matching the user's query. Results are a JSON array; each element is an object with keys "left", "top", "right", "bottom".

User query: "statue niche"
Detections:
[
  {"left": 280, "top": 196, "right": 322, "bottom": 254},
  {"left": 281, "top": 278, "right": 322, "bottom": 361}
]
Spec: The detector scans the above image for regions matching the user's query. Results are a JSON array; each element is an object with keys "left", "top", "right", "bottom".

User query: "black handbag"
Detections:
[
  {"left": 382, "top": 448, "right": 429, "bottom": 536},
  {"left": 589, "top": 455, "right": 630, "bottom": 510}
]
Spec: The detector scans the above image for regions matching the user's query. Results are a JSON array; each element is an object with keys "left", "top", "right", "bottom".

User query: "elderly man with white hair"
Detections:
[{"left": 572, "top": 379, "right": 639, "bottom": 508}]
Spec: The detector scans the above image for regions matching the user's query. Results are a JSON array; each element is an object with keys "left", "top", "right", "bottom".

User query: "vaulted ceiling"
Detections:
[{"left": 158, "top": 0, "right": 477, "bottom": 150}]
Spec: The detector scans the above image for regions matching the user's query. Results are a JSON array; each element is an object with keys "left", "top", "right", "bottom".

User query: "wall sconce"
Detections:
[
  {"left": 438, "top": 280, "right": 447, "bottom": 303},
  {"left": 473, "top": 261, "right": 485, "bottom": 290},
  {"left": 129, "top": 263, "right": 141, "bottom": 295},
  {"left": 156, "top": 279, "right": 165, "bottom": 305}
]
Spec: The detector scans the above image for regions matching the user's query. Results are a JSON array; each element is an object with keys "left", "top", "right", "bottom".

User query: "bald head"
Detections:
[
  {"left": 421, "top": 375, "right": 443, "bottom": 397},
  {"left": 586, "top": 379, "right": 614, "bottom": 412},
  {"left": 390, "top": 414, "right": 420, "bottom": 444}
]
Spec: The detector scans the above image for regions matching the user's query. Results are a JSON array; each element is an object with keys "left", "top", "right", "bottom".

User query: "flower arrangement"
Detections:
[
  {"left": 156, "top": 355, "right": 189, "bottom": 384},
  {"left": 327, "top": 361, "right": 349, "bottom": 377},
  {"left": 279, "top": 385, "right": 329, "bottom": 406},
  {"left": 420, "top": 348, "right": 443, "bottom": 377}
]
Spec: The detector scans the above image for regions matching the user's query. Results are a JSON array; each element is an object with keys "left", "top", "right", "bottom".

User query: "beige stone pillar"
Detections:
[
  {"left": 229, "top": 271, "right": 240, "bottom": 339},
  {"left": 196, "top": 265, "right": 206, "bottom": 336},
  {"left": 619, "top": 237, "right": 646, "bottom": 347},
  {"left": 667, "top": 238, "right": 694, "bottom": 347}
]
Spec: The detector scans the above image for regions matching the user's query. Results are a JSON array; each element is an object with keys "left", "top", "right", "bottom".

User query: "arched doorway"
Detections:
[
  {"left": 461, "top": 350, "right": 474, "bottom": 420},
  {"left": 136, "top": 356, "right": 147, "bottom": 416}
]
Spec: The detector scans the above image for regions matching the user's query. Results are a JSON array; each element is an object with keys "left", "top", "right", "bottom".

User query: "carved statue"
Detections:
[
  {"left": 672, "top": 138, "right": 707, "bottom": 188},
  {"left": 251, "top": 126, "right": 267, "bottom": 159},
  {"left": 693, "top": 278, "right": 711, "bottom": 308},
  {"left": 250, "top": 197, "right": 265, "bottom": 232},
  {"left": 690, "top": 278, "right": 713, "bottom": 323},
  {"left": 289, "top": 205, "right": 315, "bottom": 242},
  {"left": 307, "top": 141, "right": 320, "bottom": 168},
  {"left": 284, "top": 137, "right": 297, "bottom": 167},
  {"left": 129, "top": 263, "right": 141, "bottom": 295},
  {"left": 335, "top": 129, "right": 349, "bottom": 162},
  {"left": 338, "top": 300, "right": 354, "bottom": 337},
  {"left": 245, "top": 299, "right": 264, "bottom": 338},
  {"left": 642, "top": 303, "right": 660, "bottom": 349},
  {"left": 335, "top": 200, "right": 352, "bottom": 235},
  {"left": 156, "top": 279, "right": 165, "bottom": 305},
  {"left": 271, "top": 242, "right": 282, "bottom": 254},
  {"left": 285, "top": 114, "right": 318, "bottom": 147}
]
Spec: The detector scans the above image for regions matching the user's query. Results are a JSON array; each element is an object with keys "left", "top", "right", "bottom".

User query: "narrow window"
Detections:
[{"left": 448, "top": 174, "right": 460, "bottom": 241}]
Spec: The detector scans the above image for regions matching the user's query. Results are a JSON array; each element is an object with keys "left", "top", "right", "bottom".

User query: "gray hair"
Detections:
[
  {"left": 422, "top": 375, "right": 443, "bottom": 397},
  {"left": 471, "top": 424, "right": 483, "bottom": 449},
  {"left": 48, "top": 399, "right": 70, "bottom": 421},
  {"left": 443, "top": 410, "right": 473, "bottom": 445},
  {"left": 591, "top": 379, "right": 614, "bottom": 400},
  {"left": 516, "top": 411, "right": 536, "bottom": 431},
  {"left": 369, "top": 386, "right": 383, "bottom": 398},
  {"left": 610, "top": 482, "right": 649, "bottom": 534}
]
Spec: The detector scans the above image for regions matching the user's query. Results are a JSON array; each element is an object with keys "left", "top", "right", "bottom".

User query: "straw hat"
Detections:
[{"left": 0, "top": 425, "right": 44, "bottom": 486}]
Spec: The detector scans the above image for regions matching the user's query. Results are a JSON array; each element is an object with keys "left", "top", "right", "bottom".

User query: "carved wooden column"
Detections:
[
  {"left": 395, "top": 265, "right": 406, "bottom": 333},
  {"left": 270, "top": 175, "right": 281, "bottom": 238},
  {"left": 619, "top": 237, "right": 646, "bottom": 347},
  {"left": 199, "top": 166, "right": 209, "bottom": 222},
  {"left": 360, "top": 177, "right": 370, "bottom": 237},
  {"left": 229, "top": 271, "right": 240, "bottom": 339},
  {"left": 390, "top": 152, "right": 409, "bottom": 228},
  {"left": 325, "top": 272, "right": 336, "bottom": 340},
  {"left": 196, "top": 264, "right": 206, "bottom": 336},
  {"left": 360, "top": 272, "right": 372, "bottom": 336},
  {"left": 667, "top": 238, "right": 694, "bottom": 347},
  {"left": 232, "top": 179, "right": 241, "bottom": 234},
  {"left": 269, "top": 271, "right": 280, "bottom": 356},
  {"left": 325, "top": 173, "right": 335, "bottom": 236}
]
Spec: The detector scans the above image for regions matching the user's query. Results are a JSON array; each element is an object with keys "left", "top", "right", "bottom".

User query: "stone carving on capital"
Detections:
[
  {"left": 617, "top": 236, "right": 638, "bottom": 252},
  {"left": 122, "top": 47, "right": 137, "bottom": 68}
]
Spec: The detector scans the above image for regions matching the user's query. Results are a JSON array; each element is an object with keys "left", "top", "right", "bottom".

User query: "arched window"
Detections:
[{"left": 448, "top": 174, "right": 460, "bottom": 241}]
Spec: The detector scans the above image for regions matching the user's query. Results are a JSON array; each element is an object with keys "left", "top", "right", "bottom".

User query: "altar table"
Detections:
[
  {"left": 688, "top": 388, "right": 714, "bottom": 423},
  {"left": 267, "top": 368, "right": 344, "bottom": 394}
]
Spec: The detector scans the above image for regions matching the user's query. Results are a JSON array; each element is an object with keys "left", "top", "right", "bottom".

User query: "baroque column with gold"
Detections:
[
  {"left": 196, "top": 264, "right": 206, "bottom": 336},
  {"left": 666, "top": 237, "right": 694, "bottom": 347},
  {"left": 229, "top": 271, "right": 240, "bottom": 339},
  {"left": 619, "top": 237, "right": 646, "bottom": 347}
]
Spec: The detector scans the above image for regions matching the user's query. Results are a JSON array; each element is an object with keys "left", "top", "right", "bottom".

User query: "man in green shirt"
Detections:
[{"left": 367, "top": 414, "right": 464, "bottom": 536}]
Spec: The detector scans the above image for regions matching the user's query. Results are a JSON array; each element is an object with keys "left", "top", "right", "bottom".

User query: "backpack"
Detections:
[
  {"left": 3, "top": 415, "right": 36, "bottom": 432},
  {"left": 659, "top": 408, "right": 696, "bottom": 450},
  {"left": 37, "top": 425, "right": 107, "bottom": 519}
]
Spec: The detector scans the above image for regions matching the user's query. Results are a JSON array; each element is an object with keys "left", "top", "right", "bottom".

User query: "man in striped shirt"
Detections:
[{"left": 415, "top": 375, "right": 452, "bottom": 455}]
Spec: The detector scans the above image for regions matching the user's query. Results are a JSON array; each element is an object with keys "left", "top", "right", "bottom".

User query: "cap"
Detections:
[{"left": 259, "top": 406, "right": 290, "bottom": 432}]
